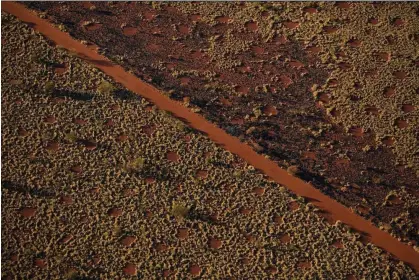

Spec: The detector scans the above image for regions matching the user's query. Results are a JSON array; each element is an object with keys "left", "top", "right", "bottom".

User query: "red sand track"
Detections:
[{"left": 3, "top": 2, "right": 419, "bottom": 272}]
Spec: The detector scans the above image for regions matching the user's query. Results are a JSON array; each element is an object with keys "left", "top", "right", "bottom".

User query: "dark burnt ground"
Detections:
[{"left": 26, "top": 2, "right": 419, "bottom": 244}]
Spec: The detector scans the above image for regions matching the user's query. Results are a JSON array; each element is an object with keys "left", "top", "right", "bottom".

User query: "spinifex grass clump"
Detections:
[
  {"left": 45, "top": 81, "right": 55, "bottom": 93},
  {"left": 97, "top": 80, "right": 115, "bottom": 95},
  {"left": 124, "top": 157, "right": 145, "bottom": 173},
  {"left": 130, "top": 157, "right": 144, "bottom": 169},
  {"left": 64, "top": 132, "right": 78, "bottom": 143},
  {"left": 171, "top": 201, "right": 189, "bottom": 220}
]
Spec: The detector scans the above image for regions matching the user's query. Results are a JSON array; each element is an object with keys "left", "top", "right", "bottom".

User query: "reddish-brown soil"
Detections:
[
  {"left": 108, "top": 207, "right": 123, "bottom": 217},
  {"left": 252, "top": 187, "right": 265, "bottom": 196},
  {"left": 60, "top": 195, "right": 73, "bottom": 205},
  {"left": 297, "top": 261, "right": 312, "bottom": 269},
  {"left": 177, "top": 228, "right": 189, "bottom": 240},
  {"left": 208, "top": 238, "right": 222, "bottom": 249},
  {"left": 20, "top": 207, "right": 37, "bottom": 218},
  {"left": 279, "top": 234, "right": 291, "bottom": 244},
  {"left": 332, "top": 239, "right": 344, "bottom": 249},
  {"left": 73, "top": 118, "right": 86, "bottom": 125},
  {"left": 123, "top": 263, "right": 137, "bottom": 276},
  {"left": 189, "top": 264, "right": 201, "bottom": 276},
  {"left": 23, "top": 1, "right": 419, "bottom": 247},
  {"left": 166, "top": 151, "right": 180, "bottom": 163},
  {"left": 121, "top": 236, "right": 136, "bottom": 247},
  {"left": 34, "top": 259, "right": 47, "bottom": 269},
  {"left": 4, "top": 2, "right": 419, "bottom": 271}
]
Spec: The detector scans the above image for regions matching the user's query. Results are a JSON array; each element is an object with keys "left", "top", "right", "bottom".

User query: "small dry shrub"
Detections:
[
  {"left": 45, "top": 81, "right": 55, "bottom": 93},
  {"left": 64, "top": 132, "right": 78, "bottom": 143},
  {"left": 129, "top": 157, "right": 144, "bottom": 170},
  {"left": 97, "top": 81, "right": 115, "bottom": 95},
  {"left": 124, "top": 157, "right": 145, "bottom": 173},
  {"left": 171, "top": 201, "right": 189, "bottom": 219}
]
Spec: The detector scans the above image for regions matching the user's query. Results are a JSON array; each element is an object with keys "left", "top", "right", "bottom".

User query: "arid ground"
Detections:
[
  {"left": 1, "top": 2, "right": 419, "bottom": 279},
  {"left": 24, "top": 1, "right": 419, "bottom": 245}
]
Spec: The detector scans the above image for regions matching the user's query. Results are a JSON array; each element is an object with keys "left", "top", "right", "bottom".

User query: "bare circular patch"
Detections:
[
  {"left": 266, "top": 266, "right": 278, "bottom": 274},
  {"left": 215, "top": 16, "right": 232, "bottom": 24},
  {"left": 336, "top": 2, "right": 351, "bottom": 9},
  {"left": 83, "top": 22, "right": 102, "bottom": 31},
  {"left": 145, "top": 177, "right": 156, "bottom": 184},
  {"left": 382, "top": 136, "right": 395, "bottom": 146},
  {"left": 46, "top": 141, "right": 59, "bottom": 152},
  {"left": 323, "top": 26, "right": 338, "bottom": 34},
  {"left": 166, "top": 151, "right": 180, "bottom": 163},
  {"left": 349, "top": 127, "right": 364, "bottom": 137},
  {"left": 196, "top": 170, "right": 208, "bottom": 179},
  {"left": 189, "top": 264, "right": 201, "bottom": 276},
  {"left": 121, "top": 236, "right": 136, "bottom": 247},
  {"left": 190, "top": 14, "right": 201, "bottom": 22},
  {"left": 395, "top": 118, "right": 408, "bottom": 129},
  {"left": 60, "top": 195, "right": 73, "bottom": 205},
  {"left": 239, "top": 207, "right": 251, "bottom": 215},
  {"left": 251, "top": 46, "right": 264, "bottom": 55},
  {"left": 54, "top": 63, "right": 67, "bottom": 74},
  {"left": 178, "top": 25, "right": 190, "bottom": 35},
  {"left": 297, "top": 261, "right": 311, "bottom": 269},
  {"left": 283, "top": 21, "right": 300, "bottom": 29},
  {"left": 177, "top": 228, "right": 189, "bottom": 240},
  {"left": 263, "top": 105, "right": 278, "bottom": 116},
  {"left": 383, "top": 86, "right": 395, "bottom": 97},
  {"left": 332, "top": 239, "right": 344, "bottom": 248},
  {"left": 180, "top": 77, "right": 191, "bottom": 86},
  {"left": 162, "top": 269, "right": 173, "bottom": 277},
  {"left": 117, "top": 134, "right": 128, "bottom": 142},
  {"left": 74, "top": 118, "right": 87, "bottom": 125},
  {"left": 123, "top": 26, "right": 138, "bottom": 36},
  {"left": 288, "top": 201, "right": 299, "bottom": 211},
  {"left": 108, "top": 207, "right": 123, "bottom": 217},
  {"left": 347, "top": 39, "right": 362, "bottom": 47},
  {"left": 393, "top": 18, "right": 405, "bottom": 27},
  {"left": 401, "top": 104, "right": 415, "bottom": 113},
  {"left": 208, "top": 237, "right": 222, "bottom": 249},
  {"left": 245, "top": 21, "right": 258, "bottom": 31},
  {"left": 44, "top": 116, "right": 56, "bottom": 124},
  {"left": 235, "top": 85, "right": 249, "bottom": 94},
  {"left": 20, "top": 207, "right": 36, "bottom": 218},
  {"left": 279, "top": 234, "right": 291, "bottom": 243},
  {"left": 393, "top": 71, "right": 407, "bottom": 79},
  {"left": 273, "top": 215, "right": 283, "bottom": 225},
  {"left": 70, "top": 165, "right": 82, "bottom": 174},
  {"left": 252, "top": 187, "right": 265, "bottom": 196},
  {"left": 123, "top": 263, "right": 137, "bottom": 276},
  {"left": 303, "top": 7, "right": 318, "bottom": 14},
  {"left": 34, "top": 258, "right": 47, "bottom": 269}
]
